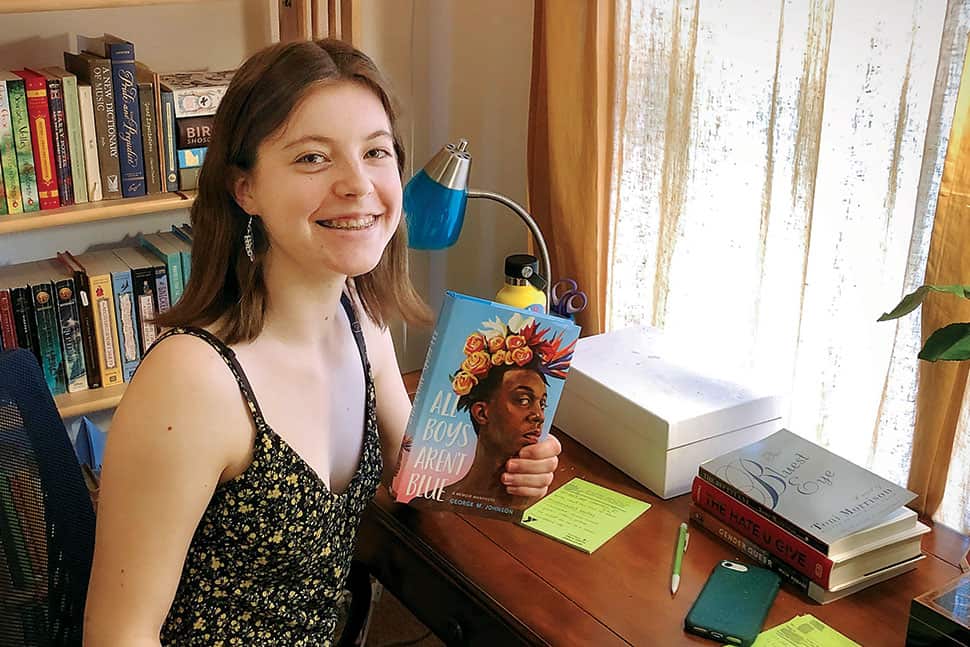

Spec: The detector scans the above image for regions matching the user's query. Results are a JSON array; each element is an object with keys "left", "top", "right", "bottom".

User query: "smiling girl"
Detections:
[{"left": 82, "top": 39, "right": 561, "bottom": 646}]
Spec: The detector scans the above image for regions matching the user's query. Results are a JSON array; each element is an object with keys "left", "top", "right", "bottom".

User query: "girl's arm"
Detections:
[
  {"left": 84, "top": 336, "right": 250, "bottom": 645},
  {"left": 362, "top": 321, "right": 559, "bottom": 497}
]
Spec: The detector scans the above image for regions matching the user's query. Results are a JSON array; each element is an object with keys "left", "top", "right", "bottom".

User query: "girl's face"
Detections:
[{"left": 234, "top": 81, "right": 402, "bottom": 281}]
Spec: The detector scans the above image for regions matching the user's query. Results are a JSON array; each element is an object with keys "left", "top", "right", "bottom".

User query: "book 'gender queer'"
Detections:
[
  {"left": 392, "top": 291, "right": 580, "bottom": 521},
  {"left": 699, "top": 429, "right": 916, "bottom": 550}
]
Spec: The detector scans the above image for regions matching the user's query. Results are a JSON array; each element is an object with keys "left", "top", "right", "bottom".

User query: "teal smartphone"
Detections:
[{"left": 684, "top": 560, "right": 781, "bottom": 646}]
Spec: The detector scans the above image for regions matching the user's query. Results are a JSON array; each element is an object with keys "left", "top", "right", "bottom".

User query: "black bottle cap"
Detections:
[{"left": 504, "top": 254, "right": 547, "bottom": 291}]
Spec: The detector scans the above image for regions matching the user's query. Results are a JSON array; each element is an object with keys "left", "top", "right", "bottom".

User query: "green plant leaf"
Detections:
[
  {"left": 878, "top": 284, "right": 970, "bottom": 321},
  {"left": 918, "top": 322, "right": 970, "bottom": 361}
]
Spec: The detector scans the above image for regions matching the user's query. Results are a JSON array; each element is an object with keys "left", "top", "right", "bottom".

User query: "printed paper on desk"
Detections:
[
  {"left": 519, "top": 478, "right": 650, "bottom": 553},
  {"left": 751, "top": 614, "right": 860, "bottom": 647}
]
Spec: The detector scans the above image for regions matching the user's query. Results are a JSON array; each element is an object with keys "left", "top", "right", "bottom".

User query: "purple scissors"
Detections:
[{"left": 550, "top": 279, "right": 588, "bottom": 318}]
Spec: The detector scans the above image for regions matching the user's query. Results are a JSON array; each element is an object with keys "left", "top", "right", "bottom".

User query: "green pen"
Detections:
[{"left": 671, "top": 521, "right": 689, "bottom": 595}]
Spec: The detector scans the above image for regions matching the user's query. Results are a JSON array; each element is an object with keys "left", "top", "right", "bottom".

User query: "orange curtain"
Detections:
[
  {"left": 528, "top": 0, "right": 614, "bottom": 336},
  {"left": 908, "top": 45, "right": 970, "bottom": 517}
]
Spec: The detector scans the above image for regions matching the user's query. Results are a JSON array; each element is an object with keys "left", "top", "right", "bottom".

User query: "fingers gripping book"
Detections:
[{"left": 392, "top": 291, "right": 580, "bottom": 520}]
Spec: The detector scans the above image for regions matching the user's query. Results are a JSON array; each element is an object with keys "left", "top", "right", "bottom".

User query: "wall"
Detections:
[
  {"left": 0, "top": 0, "right": 535, "bottom": 374},
  {"left": 360, "top": 0, "right": 535, "bottom": 370}
]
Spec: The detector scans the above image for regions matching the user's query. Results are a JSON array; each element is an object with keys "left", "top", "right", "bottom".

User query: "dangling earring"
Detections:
[{"left": 244, "top": 215, "right": 255, "bottom": 262}]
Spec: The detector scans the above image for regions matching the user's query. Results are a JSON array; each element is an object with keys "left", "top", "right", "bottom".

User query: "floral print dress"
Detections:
[{"left": 156, "top": 295, "right": 382, "bottom": 646}]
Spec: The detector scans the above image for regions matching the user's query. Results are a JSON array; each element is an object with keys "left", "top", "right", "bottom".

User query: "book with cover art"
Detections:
[
  {"left": 699, "top": 428, "right": 917, "bottom": 554},
  {"left": 392, "top": 291, "right": 580, "bottom": 521}
]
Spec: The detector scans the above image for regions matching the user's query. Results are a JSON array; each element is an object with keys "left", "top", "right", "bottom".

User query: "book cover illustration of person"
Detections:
[{"left": 392, "top": 291, "right": 580, "bottom": 520}]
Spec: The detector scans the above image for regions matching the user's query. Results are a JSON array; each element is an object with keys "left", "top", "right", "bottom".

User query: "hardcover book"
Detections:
[
  {"left": 391, "top": 291, "right": 580, "bottom": 521},
  {"left": 65, "top": 251, "right": 123, "bottom": 388},
  {"left": 134, "top": 62, "right": 162, "bottom": 194},
  {"left": 43, "top": 67, "right": 89, "bottom": 203},
  {"left": 64, "top": 51, "right": 122, "bottom": 199},
  {"left": 79, "top": 34, "right": 146, "bottom": 197},
  {"left": 699, "top": 428, "right": 917, "bottom": 553},
  {"left": 26, "top": 268, "right": 67, "bottom": 396},
  {"left": 690, "top": 475, "right": 928, "bottom": 589},
  {"left": 76, "top": 84, "right": 103, "bottom": 201},
  {"left": 13, "top": 70, "right": 59, "bottom": 210},
  {"left": 0, "top": 75, "right": 24, "bottom": 214},
  {"left": 112, "top": 246, "right": 161, "bottom": 354},
  {"left": 0, "top": 71, "right": 39, "bottom": 212},
  {"left": 32, "top": 69, "right": 74, "bottom": 206},
  {"left": 36, "top": 258, "right": 88, "bottom": 393},
  {"left": 158, "top": 87, "right": 178, "bottom": 191},
  {"left": 688, "top": 502, "right": 924, "bottom": 604},
  {"left": 55, "top": 252, "right": 101, "bottom": 389}
]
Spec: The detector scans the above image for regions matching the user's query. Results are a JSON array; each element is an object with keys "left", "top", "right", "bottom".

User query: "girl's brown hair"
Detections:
[{"left": 156, "top": 38, "right": 430, "bottom": 343}]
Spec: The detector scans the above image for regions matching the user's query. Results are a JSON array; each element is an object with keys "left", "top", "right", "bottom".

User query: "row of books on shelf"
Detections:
[
  {"left": 0, "top": 225, "right": 193, "bottom": 399},
  {"left": 691, "top": 428, "right": 929, "bottom": 604},
  {"left": 0, "top": 32, "right": 229, "bottom": 215}
]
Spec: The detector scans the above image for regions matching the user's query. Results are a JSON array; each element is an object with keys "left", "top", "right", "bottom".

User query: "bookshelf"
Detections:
[
  {"left": 55, "top": 383, "right": 125, "bottom": 418},
  {"left": 0, "top": 192, "right": 196, "bottom": 235},
  {"left": 3, "top": 1, "right": 334, "bottom": 418}
]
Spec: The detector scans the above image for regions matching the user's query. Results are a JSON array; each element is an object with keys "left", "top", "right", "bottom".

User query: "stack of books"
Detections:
[
  {"left": 690, "top": 428, "right": 929, "bottom": 604},
  {"left": 0, "top": 224, "right": 193, "bottom": 397}
]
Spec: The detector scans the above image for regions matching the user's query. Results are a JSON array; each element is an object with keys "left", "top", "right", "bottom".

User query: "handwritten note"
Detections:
[
  {"left": 750, "top": 615, "right": 860, "bottom": 647},
  {"left": 518, "top": 478, "right": 650, "bottom": 553}
]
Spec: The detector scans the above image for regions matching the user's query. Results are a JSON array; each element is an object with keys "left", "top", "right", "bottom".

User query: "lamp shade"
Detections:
[{"left": 404, "top": 140, "right": 471, "bottom": 250}]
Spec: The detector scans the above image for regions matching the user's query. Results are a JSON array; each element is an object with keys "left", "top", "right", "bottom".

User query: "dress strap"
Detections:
[
  {"left": 144, "top": 326, "right": 269, "bottom": 429},
  {"left": 340, "top": 293, "right": 372, "bottom": 380}
]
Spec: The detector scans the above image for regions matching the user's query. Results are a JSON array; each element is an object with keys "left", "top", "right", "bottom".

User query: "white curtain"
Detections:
[{"left": 608, "top": 0, "right": 969, "bottom": 531}]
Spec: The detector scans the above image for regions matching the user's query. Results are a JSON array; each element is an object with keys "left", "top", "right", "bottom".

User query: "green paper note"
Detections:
[
  {"left": 518, "top": 478, "right": 650, "bottom": 553},
  {"left": 749, "top": 614, "right": 860, "bottom": 647}
]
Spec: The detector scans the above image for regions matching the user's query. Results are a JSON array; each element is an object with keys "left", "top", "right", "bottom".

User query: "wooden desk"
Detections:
[{"left": 356, "top": 379, "right": 970, "bottom": 646}]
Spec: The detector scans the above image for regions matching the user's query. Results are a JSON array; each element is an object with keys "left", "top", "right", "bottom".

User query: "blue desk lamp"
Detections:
[{"left": 403, "top": 139, "right": 552, "bottom": 306}]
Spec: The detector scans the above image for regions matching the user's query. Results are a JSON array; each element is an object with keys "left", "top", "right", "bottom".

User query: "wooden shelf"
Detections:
[
  {"left": 1, "top": 0, "right": 202, "bottom": 14},
  {"left": 55, "top": 383, "right": 125, "bottom": 417},
  {"left": 0, "top": 192, "right": 195, "bottom": 235}
]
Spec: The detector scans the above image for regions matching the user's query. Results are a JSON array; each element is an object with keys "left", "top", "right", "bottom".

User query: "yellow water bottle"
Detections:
[{"left": 495, "top": 254, "right": 547, "bottom": 313}]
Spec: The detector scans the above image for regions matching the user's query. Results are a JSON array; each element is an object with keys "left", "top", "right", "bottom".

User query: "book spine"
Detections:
[
  {"left": 107, "top": 42, "right": 146, "bottom": 197},
  {"left": 43, "top": 75, "right": 74, "bottom": 206},
  {"left": 175, "top": 115, "right": 213, "bottom": 148},
  {"left": 110, "top": 269, "right": 140, "bottom": 382},
  {"left": 688, "top": 504, "right": 819, "bottom": 601},
  {"left": 31, "top": 281, "right": 67, "bottom": 395},
  {"left": 698, "top": 468, "right": 829, "bottom": 554},
  {"left": 0, "top": 289, "right": 16, "bottom": 349},
  {"left": 76, "top": 85, "right": 103, "bottom": 202},
  {"left": 70, "top": 267, "right": 102, "bottom": 389},
  {"left": 391, "top": 295, "right": 455, "bottom": 499},
  {"left": 90, "top": 58, "right": 122, "bottom": 199},
  {"left": 20, "top": 75, "right": 59, "bottom": 210},
  {"left": 5, "top": 78, "right": 39, "bottom": 212},
  {"left": 89, "top": 273, "right": 123, "bottom": 387},
  {"left": 129, "top": 266, "right": 158, "bottom": 354},
  {"left": 154, "top": 265, "right": 170, "bottom": 314},
  {"left": 137, "top": 82, "right": 161, "bottom": 194},
  {"left": 54, "top": 277, "right": 88, "bottom": 393},
  {"left": 60, "top": 73, "right": 88, "bottom": 204},
  {"left": 159, "top": 89, "right": 178, "bottom": 192},
  {"left": 10, "top": 286, "right": 39, "bottom": 360},
  {"left": 691, "top": 476, "right": 834, "bottom": 587},
  {"left": 0, "top": 81, "right": 24, "bottom": 214},
  {"left": 140, "top": 237, "right": 182, "bottom": 304}
]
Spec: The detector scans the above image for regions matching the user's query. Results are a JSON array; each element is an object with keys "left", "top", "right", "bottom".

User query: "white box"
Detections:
[{"left": 554, "top": 326, "right": 785, "bottom": 499}]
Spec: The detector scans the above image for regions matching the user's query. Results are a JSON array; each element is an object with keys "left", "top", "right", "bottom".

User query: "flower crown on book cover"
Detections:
[{"left": 392, "top": 292, "right": 580, "bottom": 520}]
